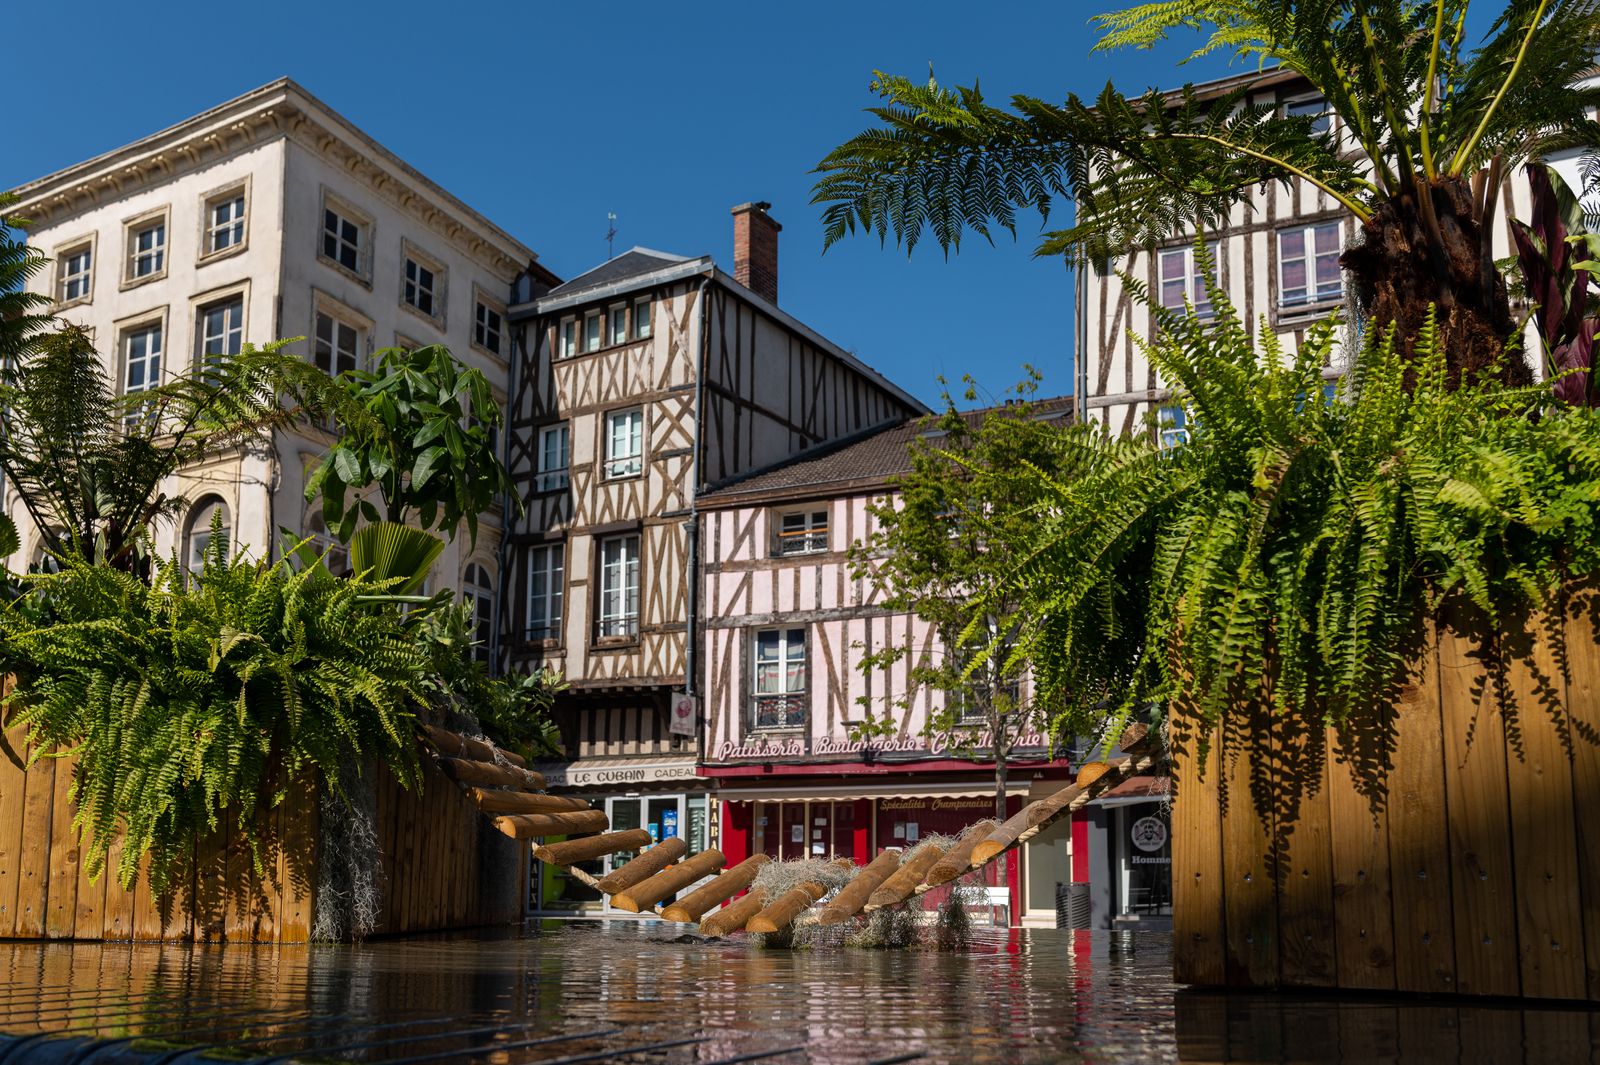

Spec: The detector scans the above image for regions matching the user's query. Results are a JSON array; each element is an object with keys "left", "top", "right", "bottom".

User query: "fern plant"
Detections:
[
  {"left": 994, "top": 270, "right": 1600, "bottom": 817},
  {"left": 0, "top": 537, "right": 429, "bottom": 892}
]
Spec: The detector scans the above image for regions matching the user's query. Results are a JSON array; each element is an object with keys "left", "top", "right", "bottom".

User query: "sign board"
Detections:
[
  {"left": 669, "top": 692, "right": 697, "bottom": 737},
  {"left": 1131, "top": 815, "right": 1168, "bottom": 853},
  {"left": 539, "top": 758, "right": 698, "bottom": 789}
]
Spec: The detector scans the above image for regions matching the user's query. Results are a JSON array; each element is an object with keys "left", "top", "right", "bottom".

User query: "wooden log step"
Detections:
[
  {"left": 423, "top": 724, "right": 527, "bottom": 768},
  {"left": 701, "top": 887, "right": 767, "bottom": 937},
  {"left": 466, "top": 788, "right": 589, "bottom": 815},
  {"left": 595, "top": 838, "right": 688, "bottom": 895},
  {"left": 534, "top": 830, "right": 651, "bottom": 865},
  {"left": 492, "top": 809, "right": 609, "bottom": 839},
  {"left": 817, "top": 850, "right": 901, "bottom": 926},
  {"left": 867, "top": 845, "right": 945, "bottom": 909},
  {"left": 748, "top": 882, "right": 830, "bottom": 934},
  {"left": 611, "top": 848, "right": 725, "bottom": 913},
  {"left": 439, "top": 757, "right": 547, "bottom": 791},
  {"left": 972, "top": 802, "right": 1052, "bottom": 867},
  {"left": 662, "top": 855, "right": 768, "bottom": 923},
  {"left": 925, "top": 822, "right": 996, "bottom": 888}
]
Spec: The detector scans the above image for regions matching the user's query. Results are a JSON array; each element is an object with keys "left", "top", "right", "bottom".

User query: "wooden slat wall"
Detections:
[
  {"left": 1174, "top": 611, "right": 1600, "bottom": 1002},
  {"left": 0, "top": 749, "right": 524, "bottom": 942}
]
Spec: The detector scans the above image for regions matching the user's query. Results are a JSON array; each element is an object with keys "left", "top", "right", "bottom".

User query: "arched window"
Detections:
[
  {"left": 29, "top": 529, "right": 65, "bottom": 574},
  {"left": 304, "top": 510, "right": 349, "bottom": 577},
  {"left": 184, "top": 497, "right": 231, "bottom": 576},
  {"left": 463, "top": 561, "right": 495, "bottom": 664}
]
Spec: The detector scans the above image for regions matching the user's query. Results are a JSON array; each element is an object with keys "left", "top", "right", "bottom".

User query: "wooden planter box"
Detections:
[
  {"left": 0, "top": 725, "right": 526, "bottom": 942},
  {"left": 1173, "top": 605, "right": 1600, "bottom": 1002}
]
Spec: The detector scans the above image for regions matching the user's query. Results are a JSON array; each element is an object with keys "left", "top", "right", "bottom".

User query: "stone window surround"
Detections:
[
  {"left": 399, "top": 237, "right": 447, "bottom": 330},
  {"left": 317, "top": 186, "right": 374, "bottom": 288},
  {"left": 52, "top": 232, "right": 97, "bottom": 310},
  {"left": 470, "top": 284, "right": 507, "bottom": 363},
  {"left": 120, "top": 204, "right": 171, "bottom": 290},
  {"left": 197, "top": 176, "right": 251, "bottom": 264},
  {"left": 113, "top": 305, "right": 171, "bottom": 397},
  {"left": 188, "top": 279, "right": 250, "bottom": 369}
]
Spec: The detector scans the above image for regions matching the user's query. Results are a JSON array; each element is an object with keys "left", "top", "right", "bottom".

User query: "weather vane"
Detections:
[{"left": 606, "top": 212, "right": 617, "bottom": 259}]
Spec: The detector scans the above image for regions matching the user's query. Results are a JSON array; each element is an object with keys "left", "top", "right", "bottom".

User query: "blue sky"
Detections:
[{"left": 6, "top": 2, "right": 1486, "bottom": 408}]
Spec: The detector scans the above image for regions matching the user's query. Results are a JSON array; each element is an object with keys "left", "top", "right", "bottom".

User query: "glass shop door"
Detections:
[{"left": 602, "top": 794, "right": 685, "bottom": 914}]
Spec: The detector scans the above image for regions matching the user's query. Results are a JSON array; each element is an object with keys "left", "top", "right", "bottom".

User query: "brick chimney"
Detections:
[{"left": 731, "top": 201, "right": 781, "bottom": 304}]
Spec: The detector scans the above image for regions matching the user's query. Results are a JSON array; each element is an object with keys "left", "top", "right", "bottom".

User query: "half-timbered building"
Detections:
[
  {"left": 501, "top": 203, "right": 926, "bottom": 911},
  {"left": 696, "top": 403, "right": 1085, "bottom": 927}
]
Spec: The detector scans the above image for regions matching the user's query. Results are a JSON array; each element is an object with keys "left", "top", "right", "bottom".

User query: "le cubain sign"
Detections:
[{"left": 541, "top": 758, "right": 698, "bottom": 788}]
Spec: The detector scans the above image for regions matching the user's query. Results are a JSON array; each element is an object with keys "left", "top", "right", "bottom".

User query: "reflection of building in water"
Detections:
[
  {"left": 1078, "top": 774, "right": 1171, "bottom": 930},
  {"left": 696, "top": 410, "right": 1079, "bottom": 926}
]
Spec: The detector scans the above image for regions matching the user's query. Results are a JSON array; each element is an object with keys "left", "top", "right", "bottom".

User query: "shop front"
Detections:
[
  {"left": 532, "top": 756, "right": 710, "bottom": 914},
  {"left": 1081, "top": 775, "right": 1172, "bottom": 930}
]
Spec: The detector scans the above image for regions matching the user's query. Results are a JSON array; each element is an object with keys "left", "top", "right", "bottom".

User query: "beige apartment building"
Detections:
[{"left": 4, "top": 79, "right": 554, "bottom": 646}]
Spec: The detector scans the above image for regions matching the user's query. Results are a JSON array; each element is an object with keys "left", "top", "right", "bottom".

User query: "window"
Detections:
[
  {"left": 197, "top": 296, "right": 244, "bottom": 361},
  {"left": 583, "top": 310, "right": 602, "bottom": 352},
  {"left": 605, "top": 408, "right": 644, "bottom": 478},
  {"left": 609, "top": 305, "right": 628, "bottom": 346},
  {"left": 526, "top": 543, "right": 564, "bottom": 641},
  {"left": 58, "top": 243, "right": 92, "bottom": 303},
  {"left": 463, "top": 561, "right": 495, "bottom": 664},
  {"left": 753, "top": 628, "right": 806, "bottom": 730},
  {"left": 1284, "top": 94, "right": 1332, "bottom": 136},
  {"left": 597, "top": 534, "right": 640, "bottom": 639},
  {"left": 122, "top": 322, "right": 162, "bottom": 425},
  {"left": 474, "top": 299, "right": 503, "bottom": 356},
  {"left": 126, "top": 216, "right": 166, "bottom": 281},
  {"left": 633, "top": 296, "right": 652, "bottom": 339},
  {"left": 313, "top": 309, "right": 362, "bottom": 376},
  {"left": 537, "top": 423, "right": 570, "bottom": 491},
  {"left": 1158, "top": 242, "right": 1220, "bottom": 318},
  {"left": 305, "top": 510, "right": 349, "bottom": 577},
  {"left": 321, "top": 203, "right": 365, "bottom": 275},
  {"left": 1278, "top": 222, "right": 1344, "bottom": 309},
  {"left": 205, "top": 189, "right": 247, "bottom": 255},
  {"left": 403, "top": 254, "right": 440, "bottom": 319},
  {"left": 1158, "top": 404, "right": 1189, "bottom": 449},
  {"left": 774, "top": 510, "right": 828, "bottom": 556},
  {"left": 184, "top": 497, "right": 231, "bottom": 576},
  {"left": 559, "top": 318, "right": 577, "bottom": 358}
]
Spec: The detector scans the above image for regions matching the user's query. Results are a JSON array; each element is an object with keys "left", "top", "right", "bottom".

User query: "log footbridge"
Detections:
[{"left": 438, "top": 723, "right": 1158, "bottom": 937}]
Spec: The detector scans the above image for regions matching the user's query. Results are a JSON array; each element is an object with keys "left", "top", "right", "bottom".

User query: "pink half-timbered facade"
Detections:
[{"left": 696, "top": 412, "right": 1080, "bottom": 925}]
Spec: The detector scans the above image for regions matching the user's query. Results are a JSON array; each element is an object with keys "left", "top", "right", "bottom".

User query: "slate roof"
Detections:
[
  {"left": 698, "top": 395, "right": 1075, "bottom": 506},
  {"left": 545, "top": 247, "right": 696, "bottom": 300}
]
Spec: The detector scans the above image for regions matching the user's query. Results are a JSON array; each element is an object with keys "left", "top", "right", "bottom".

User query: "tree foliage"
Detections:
[
  {"left": 307, "top": 344, "right": 511, "bottom": 545},
  {"left": 850, "top": 377, "right": 1075, "bottom": 819}
]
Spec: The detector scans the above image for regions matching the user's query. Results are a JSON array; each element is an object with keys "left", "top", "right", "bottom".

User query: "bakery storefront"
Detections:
[{"left": 533, "top": 756, "right": 710, "bottom": 914}]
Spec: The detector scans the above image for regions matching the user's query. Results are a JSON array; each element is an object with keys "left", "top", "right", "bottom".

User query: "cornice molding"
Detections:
[{"left": 11, "top": 86, "right": 528, "bottom": 282}]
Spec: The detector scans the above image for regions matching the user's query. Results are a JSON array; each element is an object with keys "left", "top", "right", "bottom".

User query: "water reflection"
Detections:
[{"left": 0, "top": 927, "right": 1591, "bottom": 1064}]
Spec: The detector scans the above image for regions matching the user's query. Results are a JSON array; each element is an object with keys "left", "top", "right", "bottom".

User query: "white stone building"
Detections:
[{"left": 4, "top": 78, "right": 553, "bottom": 642}]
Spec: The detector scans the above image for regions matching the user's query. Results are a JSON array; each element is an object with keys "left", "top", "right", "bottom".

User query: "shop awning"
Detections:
[
  {"left": 715, "top": 780, "right": 1030, "bottom": 803},
  {"left": 1090, "top": 774, "right": 1170, "bottom": 807},
  {"left": 536, "top": 756, "right": 699, "bottom": 789}
]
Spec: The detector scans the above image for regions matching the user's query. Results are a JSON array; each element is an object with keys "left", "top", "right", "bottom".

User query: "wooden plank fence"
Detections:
[
  {"left": 0, "top": 733, "right": 525, "bottom": 943},
  {"left": 1174, "top": 604, "right": 1600, "bottom": 1002}
]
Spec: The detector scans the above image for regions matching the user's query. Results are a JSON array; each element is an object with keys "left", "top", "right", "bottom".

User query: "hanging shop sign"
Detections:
[
  {"left": 1130, "top": 815, "right": 1171, "bottom": 864},
  {"left": 668, "top": 692, "right": 697, "bottom": 737}
]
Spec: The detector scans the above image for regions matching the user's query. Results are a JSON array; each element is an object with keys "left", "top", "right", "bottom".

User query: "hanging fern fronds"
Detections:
[{"left": 0, "top": 548, "right": 430, "bottom": 893}]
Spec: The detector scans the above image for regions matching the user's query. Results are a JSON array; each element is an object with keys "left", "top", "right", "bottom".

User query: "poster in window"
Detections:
[
  {"left": 905, "top": 823, "right": 920, "bottom": 842},
  {"left": 790, "top": 823, "right": 804, "bottom": 843}
]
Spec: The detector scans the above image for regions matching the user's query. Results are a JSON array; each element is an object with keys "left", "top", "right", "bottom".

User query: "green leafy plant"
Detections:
[
  {"left": 814, "top": 0, "right": 1600, "bottom": 387},
  {"left": 0, "top": 539, "right": 430, "bottom": 891},
  {"left": 992, "top": 279, "right": 1600, "bottom": 819},
  {"left": 307, "top": 344, "right": 511, "bottom": 546},
  {"left": 1511, "top": 163, "right": 1599, "bottom": 406}
]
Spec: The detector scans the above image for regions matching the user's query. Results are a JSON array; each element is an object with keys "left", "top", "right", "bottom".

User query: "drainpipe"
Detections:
[
  {"left": 1075, "top": 261, "right": 1089, "bottom": 424},
  {"left": 686, "top": 273, "right": 713, "bottom": 751},
  {"left": 492, "top": 306, "right": 528, "bottom": 677}
]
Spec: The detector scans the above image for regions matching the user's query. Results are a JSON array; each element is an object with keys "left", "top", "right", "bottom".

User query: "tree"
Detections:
[
  {"left": 306, "top": 344, "right": 510, "bottom": 546},
  {"left": 814, "top": 0, "right": 1600, "bottom": 387},
  {"left": 850, "top": 376, "right": 1072, "bottom": 853}
]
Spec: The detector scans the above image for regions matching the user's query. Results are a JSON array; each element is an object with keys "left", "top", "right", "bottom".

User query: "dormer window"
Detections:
[{"left": 774, "top": 510, "right": 828, "bottom": 556}]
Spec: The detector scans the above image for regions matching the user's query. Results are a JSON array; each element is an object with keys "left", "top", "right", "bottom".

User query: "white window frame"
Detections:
[
  {"left": 184, "top": 496, "right": 231, "bottom": 577},
  {"left": 773, "top": 509, "right": 829, "bottom": 556},
  {"left": 1283, "top": 92, "right": 1334, "bottom": 137},
  {"left": 55, "top": 238, "right": 94, "bottom": 307},
  {"left": 312, "top": 303, "right": 366, "bottom": 378},
  {"left": 195, "top": 293, "right": 245, "bottom": 364},
  {"left": 633, "top": 296, "right": 652, "bottom": 339},
  {"left": 583, "top": 309, "right": 602, "bottom": 353},
  {"left": 200, "top": 180, "right": 249, "bottom": 261},
  {"left": 596, "top": 533, "right": 640, "bottom": 640},
  {"left": 463, "top": 560, "right": 496, "bottom": 664},
  {"left": 525, "top": 543, "right": 565, "bottom": 642},
  {"left": 536, "top": 423, "right": 570, "bottom": 492},
  {"left": 121, "top": 318, "right": 164, "bottom": 396},
  {"left": 1277, "top": 221, "right": 1345, "bottom": 312},
  {"left": 318, "top": 190, "right": 372, "bottom": 282},
  {"left": 752, "top": 627, "right": 807, "bottom": 731},
  {"left": 400, "top": 241, "right": 446, "bottom": 325},
  {"left": 1157, "top": 404, "right": 1190, "bottom": 450},
  {"left": 608, "top": 303, "right": 628, "bottom": 346},
  {"left": 559, "top": 317, "right": 577, "bottom": 359},
  {"left": 1157, "top": 241, "right": 1220, "bottom": 319},
  {"left": 473, "top": 290, "right": 505, "bottom": 358},
  {"left": 604, "top": 408, "right": 644, "bottom": 479},
  {"left": 123, "top": 208, "right": 169, "bottom": 286}
]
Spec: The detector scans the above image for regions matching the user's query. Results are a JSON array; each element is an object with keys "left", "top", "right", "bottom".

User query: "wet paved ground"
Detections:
[{"left": 0, "top": 923, "right": 1594, "bottom": 1064}]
